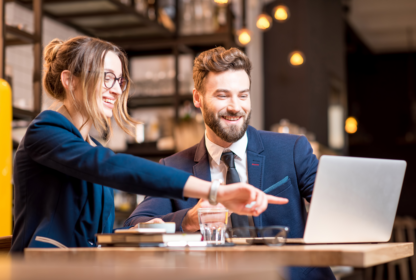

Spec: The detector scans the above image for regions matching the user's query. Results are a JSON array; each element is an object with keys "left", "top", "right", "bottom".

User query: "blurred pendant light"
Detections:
[
  {"left": 345, "top": 117, "right": 358, "bottom": 134},
  {"left": 273, "top": 5, "right": 290, "bottom": 22},
  {"left": 214, "top": 0, "right": 228, "bottom": 4},
  {"left": 288, "top": 51, "right": 305, "bottom": 66},
  {"left": 256, "top": 13, "right": 273, "bottom": 30},
  {"left": 237, "top": 0, "right": 251, "bottom": 45},
  {"left": 237, "top": 28, "right": 251, "bottom": 45}
]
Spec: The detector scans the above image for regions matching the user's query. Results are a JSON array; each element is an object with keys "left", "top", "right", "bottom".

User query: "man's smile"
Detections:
[{"left": 221, "top": 116, "right": 243, "bottom": 123}]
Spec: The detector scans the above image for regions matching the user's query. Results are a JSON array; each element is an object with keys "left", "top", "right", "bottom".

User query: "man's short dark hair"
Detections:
[{"left": 192, "top": 47, "right": 252, "bottom": 94}]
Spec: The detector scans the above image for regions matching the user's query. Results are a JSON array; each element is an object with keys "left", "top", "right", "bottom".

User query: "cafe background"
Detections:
[{"left": 0, "top": 0, "right": 415, "bottom": 278}]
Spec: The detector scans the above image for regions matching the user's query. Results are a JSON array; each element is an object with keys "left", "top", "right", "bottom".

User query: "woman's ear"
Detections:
[
  {"left": 60, "top": 70, "right": 72, "bottom": 91},
  {"left": 193, "top": 88, "right": 202, "bottom": 109}
]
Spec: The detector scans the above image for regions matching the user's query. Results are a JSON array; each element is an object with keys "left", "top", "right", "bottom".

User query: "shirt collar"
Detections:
[{"left": 205, "top": 131, "right": 248, "bottom": 166}]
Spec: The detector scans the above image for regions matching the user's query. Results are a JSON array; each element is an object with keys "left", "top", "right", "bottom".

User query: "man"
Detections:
[{"left": 125, "top": 47, "right": 335, "bottom": 280}]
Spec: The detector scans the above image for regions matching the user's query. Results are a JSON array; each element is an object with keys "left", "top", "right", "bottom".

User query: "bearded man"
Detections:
[{"left": 124, "top": 47, "right": 335, "bottom": 280}]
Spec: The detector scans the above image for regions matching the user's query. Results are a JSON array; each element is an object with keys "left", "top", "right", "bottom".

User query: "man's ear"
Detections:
[{"left": 193, "top": 88, "right": 202, "bottom": 109}]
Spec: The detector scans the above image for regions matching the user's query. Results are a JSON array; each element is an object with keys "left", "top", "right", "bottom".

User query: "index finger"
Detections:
[{"left": 267, "top": 195, "right": 289, "bottom": 204}]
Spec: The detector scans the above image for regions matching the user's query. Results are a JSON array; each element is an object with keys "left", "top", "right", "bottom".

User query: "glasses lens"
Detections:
[
  {"left": 259, "top": 226, "right": 288, "bottom": 246},
  {"left": 104, "top": 72, "right": 116, "bottom": 89},
  {"left": 119, "top": 77, "right": 127, "bottom": 91},
  {"left": 226, "top": 227, "right": 257, "bottom": 245}
]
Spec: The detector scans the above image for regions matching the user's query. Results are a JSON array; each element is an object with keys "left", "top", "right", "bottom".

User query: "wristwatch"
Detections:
[{"left": 208, "top": 180, "right": 221, "bottom": 205}]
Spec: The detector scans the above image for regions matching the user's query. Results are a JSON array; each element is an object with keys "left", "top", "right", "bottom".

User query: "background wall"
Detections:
[
  {"left": 246, "top": 0, "right": 265, "bottom": 130},
  {"left": 263, "top": 0, "right": 346, "bottom": 147},
  {"left": 347, "top": 33, "right": 416, "bottom": 217}
]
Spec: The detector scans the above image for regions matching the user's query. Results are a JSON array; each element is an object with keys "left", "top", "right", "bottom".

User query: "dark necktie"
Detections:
[{"left": 221, "top": 151, "right": 251, "bottom": 232}]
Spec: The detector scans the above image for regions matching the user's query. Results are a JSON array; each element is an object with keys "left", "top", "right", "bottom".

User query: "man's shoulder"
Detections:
[
  {"left": 251, "top": 126, "right": 304, "bottom": 145},
  {"left": 161, "top": 143, "right": 199, "bottom": 167}
]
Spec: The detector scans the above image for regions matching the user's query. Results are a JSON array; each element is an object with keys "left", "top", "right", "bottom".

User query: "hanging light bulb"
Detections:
[
  {"left": 345, "top": 117, "right": 358, "bottom": 134},
  {"left": 273, "top": 5, "right": 290, "bottom": 22},
  {"left": 288, "top": 51, "right": 305, "bottom": 66},
  {"left": 214, "top": 0, "right": 228, "bottom": 4},
  {"left": 237, "top": 28, "right": 251, "bottom": 45},
  {"left": 256, "top": 13, "right": 273, "bottom": 30}
]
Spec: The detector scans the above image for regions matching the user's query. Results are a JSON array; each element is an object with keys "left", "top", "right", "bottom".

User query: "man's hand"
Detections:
[{"left": 182, "top": 199, "right": 226, "bottom": 233}]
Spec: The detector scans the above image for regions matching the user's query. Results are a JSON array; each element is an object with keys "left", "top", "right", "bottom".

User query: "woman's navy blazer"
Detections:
[{"left": 11, "top": 110, "right": 190, "bottom": 252}]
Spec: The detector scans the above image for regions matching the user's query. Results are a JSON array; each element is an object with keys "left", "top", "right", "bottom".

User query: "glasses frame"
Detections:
[
  {"left": 225, "top": 226, "right": 289, "bottom": 246},
  {"left": 103, "top": 72, "right": 128, "bottom": 92}
]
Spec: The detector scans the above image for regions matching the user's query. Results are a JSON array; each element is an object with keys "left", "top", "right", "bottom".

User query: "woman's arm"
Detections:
[
  {"left": 183, "top": 176, "right": 288, "bottom": 216},
  {"left": 24, "top": 111, "right": 287, "bottom": 215},
  {"left": 24, "top": 112, "right": 189, "bottom": 200}
]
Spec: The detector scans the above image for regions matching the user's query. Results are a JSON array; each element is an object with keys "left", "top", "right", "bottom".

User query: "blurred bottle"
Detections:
[
  {"left": 146, "top": 116, "right": 160, "bottom": 142},
  {"left": 181, "top": 0, "right": 193, "bottom": 35},
  {"left": 147, "top": 0, "right": 156, "bottom": 20},
  {"left": 119, "top": 0, "right": 131, "bottom": 5},
  {"left": 193, "top": 0, "right": 204, "bottom": 34},
  {"left": 135, "top": 0, "right": 147, "bottom": 14},
  {"left": 202, "top": 0, "right": 215, "bottom": 33},
  {"left": 215, "top": 3, "right": 227, "bottom": 31}
]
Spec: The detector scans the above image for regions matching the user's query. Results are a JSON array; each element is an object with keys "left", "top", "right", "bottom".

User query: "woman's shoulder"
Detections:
[{"left": 28, "top": 110, "right": 81, "bottom": 138}]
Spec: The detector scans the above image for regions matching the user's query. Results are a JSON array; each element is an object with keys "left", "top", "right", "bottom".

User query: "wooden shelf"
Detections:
[
  {"left": 15, "top": 0, "right": 173, "bottom": 40},
  {"left": 5, "top": 25, "right": 35, "bottom": 46},
  {"left": 124, "top": 142, "right": 175, "bottom": 158},
  {"left": 128, "top": 94, "right": 193, "bottom": 109},
  {"left": 13, "top": 107, "right": 37, "bottom": 120}
]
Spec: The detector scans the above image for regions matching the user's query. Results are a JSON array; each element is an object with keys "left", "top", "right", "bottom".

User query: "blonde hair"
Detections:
[{"left": 43, "top": 36, "right": 137, "bottom": 139}]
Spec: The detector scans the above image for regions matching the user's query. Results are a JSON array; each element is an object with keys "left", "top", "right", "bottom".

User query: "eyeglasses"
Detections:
[
  {"left": 225, "top": 226, "right": 289, "bottom": 246},
  {"left": 104, "top": 72, "right": 128, "bottom": 92}
]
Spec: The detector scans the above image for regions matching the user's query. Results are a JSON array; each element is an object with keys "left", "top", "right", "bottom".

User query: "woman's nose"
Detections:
[{"left": 110, "top": 81, "right": 123, "bottom": 96}]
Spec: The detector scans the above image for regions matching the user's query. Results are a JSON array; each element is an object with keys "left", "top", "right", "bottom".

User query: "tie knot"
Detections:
[{"left": 221, "top": 151, "right": 236, "bottom": 168}]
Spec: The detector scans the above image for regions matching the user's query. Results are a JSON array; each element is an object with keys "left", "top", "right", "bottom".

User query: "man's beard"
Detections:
[{"left": 202, "top": 102, "right": 251, "bottom": 143}]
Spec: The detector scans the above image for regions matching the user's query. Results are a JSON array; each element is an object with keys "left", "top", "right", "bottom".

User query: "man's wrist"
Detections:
[{"left": 182, "top": 208, "right": 199, "bottom": 232}]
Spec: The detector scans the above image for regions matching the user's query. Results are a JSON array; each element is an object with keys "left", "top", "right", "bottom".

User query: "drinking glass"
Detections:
[{"left": 198, "top": 208, "right": 229, "bottom": 244}]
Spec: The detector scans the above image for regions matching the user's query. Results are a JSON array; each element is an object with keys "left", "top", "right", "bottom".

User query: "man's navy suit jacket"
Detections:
[{"left": 125, "top": 126, "right": 335, "bottom": 280}]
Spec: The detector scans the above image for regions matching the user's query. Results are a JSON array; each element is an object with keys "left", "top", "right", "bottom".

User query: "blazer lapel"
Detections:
[
  {"left": 192, "top": 137, "right": 211, "bottom": 181},
  {"left": 246, "top": 126, "right": 265, "bottom": 227}
]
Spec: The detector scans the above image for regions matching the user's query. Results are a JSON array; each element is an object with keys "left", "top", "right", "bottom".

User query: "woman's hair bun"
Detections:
[{"left": 44, "top": 38, "right": 64, "bottom": 65}]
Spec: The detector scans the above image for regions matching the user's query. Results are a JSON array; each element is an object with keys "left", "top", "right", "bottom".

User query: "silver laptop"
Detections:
[{"left": 287, "top": 155, "right": 406, "bottom": 244}]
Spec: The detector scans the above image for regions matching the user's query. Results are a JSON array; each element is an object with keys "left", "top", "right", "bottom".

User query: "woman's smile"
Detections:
[{"left": 103, "top": 96, "right": 116, "bottom": 109}]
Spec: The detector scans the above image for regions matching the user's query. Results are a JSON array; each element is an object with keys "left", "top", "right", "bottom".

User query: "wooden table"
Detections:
[
  {"left": 0, "top": 253, "right": 281, "bottom": 280},
  {"left": 24, "top": 242, "right": 413, "bottom": 268},
  {"left": 0, "top": 243, "right": 412, "bottom": 280}
]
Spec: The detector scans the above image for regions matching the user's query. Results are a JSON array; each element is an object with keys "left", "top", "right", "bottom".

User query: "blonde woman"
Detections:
[{"left": 11, "top": 36, "right": 288, "bottom": 252}]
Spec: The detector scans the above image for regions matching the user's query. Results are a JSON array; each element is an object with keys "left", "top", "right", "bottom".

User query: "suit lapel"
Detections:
[
  {"left": 192, "top": 137, "right": 211, "bottom": 181},
  {"left": 246, "top": 126, "right": 265, "bottom": 228}
]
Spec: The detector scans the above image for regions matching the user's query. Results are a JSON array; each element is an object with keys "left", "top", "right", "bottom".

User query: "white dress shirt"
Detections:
[
  {"left": 205, "top": 131, "right": 254, "bottom": 227},
  {"left": 205, "top": 131, "right": 248, "bottom": 185}
]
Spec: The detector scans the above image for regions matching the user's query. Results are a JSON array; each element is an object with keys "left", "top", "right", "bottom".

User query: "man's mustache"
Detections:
[{"left": 218, "top": 111, "right": 246, "bottom": 118}]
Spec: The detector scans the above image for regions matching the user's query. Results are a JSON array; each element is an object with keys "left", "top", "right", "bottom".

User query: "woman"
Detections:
[{"left": 11, "top": 36, "right": 287, "bottom": 252}]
